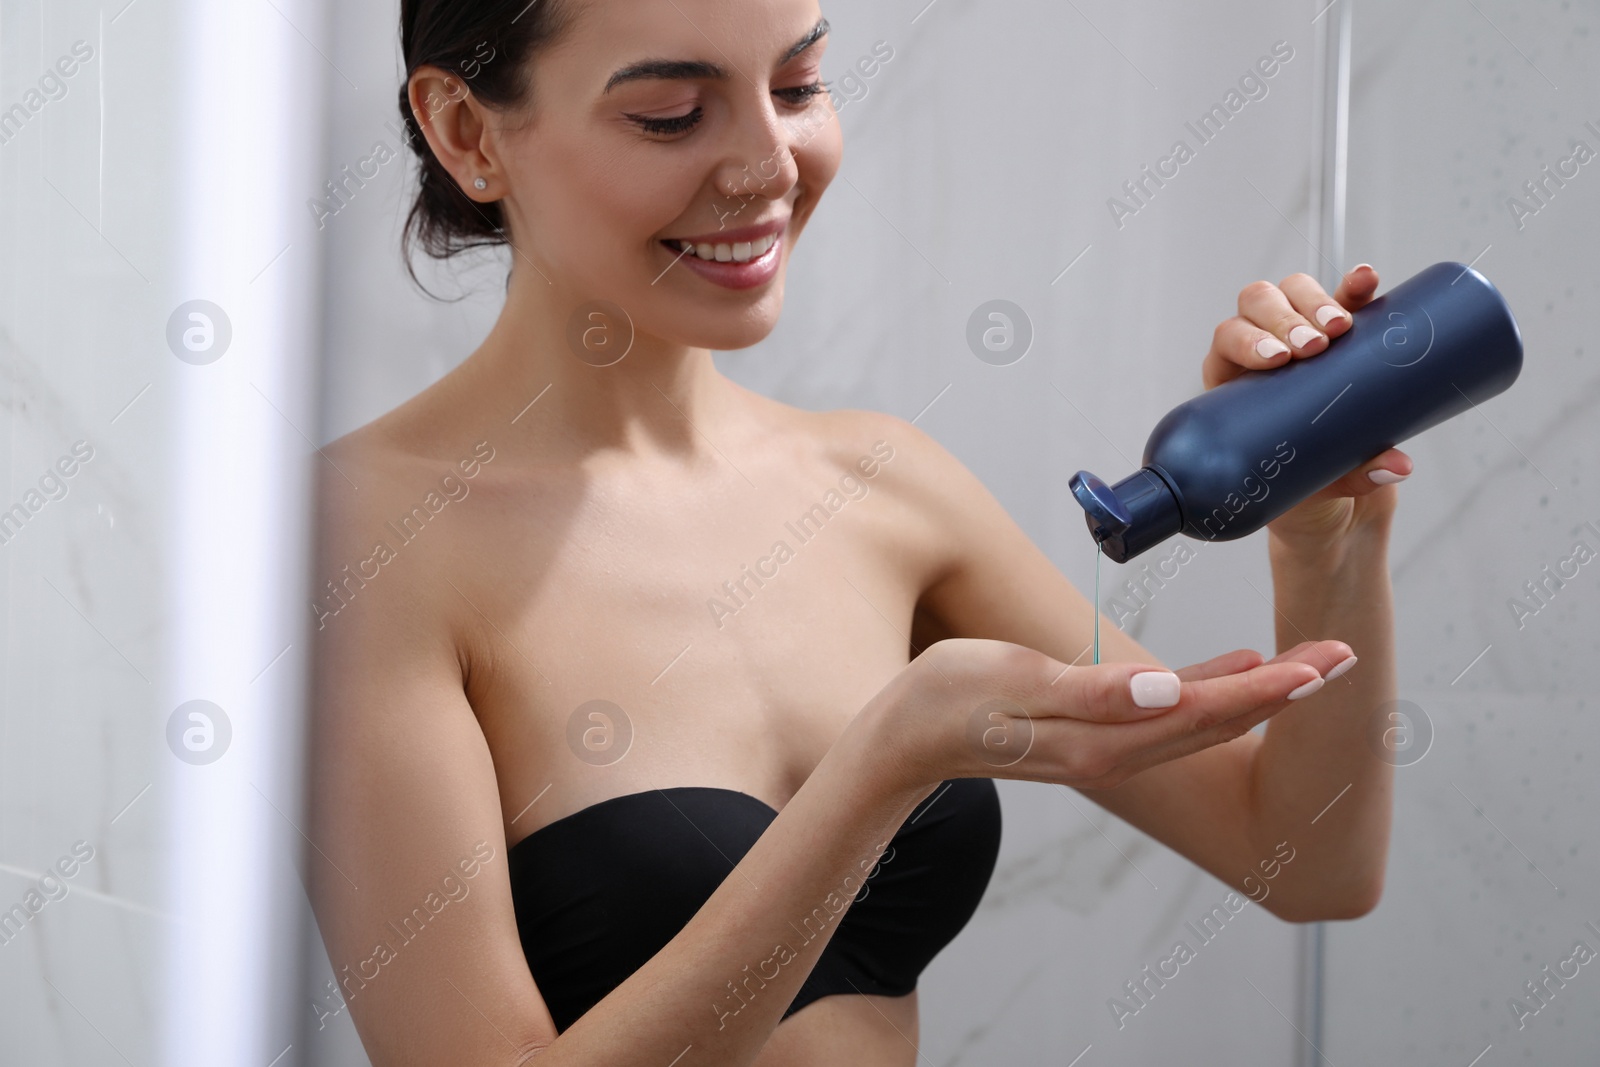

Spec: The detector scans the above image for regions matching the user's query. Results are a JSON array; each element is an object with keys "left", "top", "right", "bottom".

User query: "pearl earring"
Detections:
[{"left": 473, "top": 176, "right": 487, "bottom": 190}]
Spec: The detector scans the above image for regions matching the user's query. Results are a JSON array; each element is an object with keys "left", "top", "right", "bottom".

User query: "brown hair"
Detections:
[{"left": 397, "top": 0, "right": 577, "bottom": 282}]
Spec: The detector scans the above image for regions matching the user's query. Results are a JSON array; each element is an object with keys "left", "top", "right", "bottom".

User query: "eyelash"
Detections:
[{"left": 629, "top": 81, "right": 830, "bottom": 137}]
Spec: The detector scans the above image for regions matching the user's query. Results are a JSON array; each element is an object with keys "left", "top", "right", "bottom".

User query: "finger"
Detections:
[
  {"left": 1206, "top": 266, "right": 1382, "bottom": 390},
  {"left": 1204, "top": 316, "right": 1292, "bottom": 389},
  {"left": 1174, "top": 647, "right": 1266, "bottom": 683},
  {"left": 1261, "top": 638, "right": 1356, "bottom": 678},
  {"left": 1037, "top": 644, "right": 1330, "bottom": 736},
  {"left": 1279, "top": 271, "right": 1354, "bottom": 341},
  {"left": 1238, "top": 279, "right": 1329, "bottom": 358},
  {"left": 1041, "top": 661, "right": 1191, "bottom": 723},
  {"left": 1176, "top": 657, "right": 1327, "bottom": 721},
  {"left": 1332, "top": 262, "right": 1380, "bottom": 311},
  {"left": 1080, "top": 657, "right": 1326, "bottom": 774},
  {"left": 1304, "top": 448, "right": 1414, "bottom": 501}
]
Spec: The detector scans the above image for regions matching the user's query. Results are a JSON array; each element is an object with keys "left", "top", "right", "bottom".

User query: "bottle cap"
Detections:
[
  {"left": 1069, "top": 471, "right": 1131, "bottom": 540},
  {"left": 1069, "top": 468, "right": 1185, "bottom": 563}
]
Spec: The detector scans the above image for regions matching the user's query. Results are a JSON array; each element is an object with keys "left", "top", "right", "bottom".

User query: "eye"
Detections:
[
  {"left": 625, "top": 79, "right": 829, "bottom": 139},
  {"left": 626, "top": 106, "right": 704, "bottom": 137},
  {"left": 774, "top": 80, "right": 829, "bottom": 107}
]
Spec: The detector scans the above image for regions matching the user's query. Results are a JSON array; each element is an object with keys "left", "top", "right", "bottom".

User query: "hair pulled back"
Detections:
[{"left": 397, "top": 0, "right": 575, "bottom": 274}]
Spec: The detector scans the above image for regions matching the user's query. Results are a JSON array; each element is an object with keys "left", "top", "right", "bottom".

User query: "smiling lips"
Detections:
[
  {"left": 668, "top": 233, "right": 780, "bottom": 263},
  {"left": 660, "top": 219, "right": 787, "bottom": 289}
]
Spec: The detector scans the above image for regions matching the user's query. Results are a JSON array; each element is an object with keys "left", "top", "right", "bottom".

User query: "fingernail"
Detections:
[
  {"left": 1315, "top": 304, "right": 1349, "bottom": 328},
  {"left": 1349, "top": 262, "right": 1374, "bottom": 275},
  {"left": 1368, "top": 469, "right": 1408, "bottom": 485},
  {"left": 1130, "top": 671, "right": 1182, "bottom": 709},
  {"left": 1289, "top": 324, "right": 1323, "bottom": 349},
  {"left": 1324, "top": 655, "right": 1358, "bottom": 680},
  {"left": 1287, "top": 676, "right": 1326, "bottom": 701},
  {"left": 1255, "top": 336, "right": 1290, "bottom": 360}
]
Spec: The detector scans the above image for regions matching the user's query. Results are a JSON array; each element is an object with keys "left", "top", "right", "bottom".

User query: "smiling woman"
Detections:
[
  {"left": 391, "top": 0, "right": 841, "bottom": 325},
  {"left": 305, "top": 2, "right": 1398, "bottom": 1066}
]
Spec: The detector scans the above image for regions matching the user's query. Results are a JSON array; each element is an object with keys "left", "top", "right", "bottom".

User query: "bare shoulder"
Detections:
[
  {"left": 318, "top": 363, "right": 502, "bottom": 525},
  {"left": 311, "top": 385, "right": 500, "bottom": 644}
]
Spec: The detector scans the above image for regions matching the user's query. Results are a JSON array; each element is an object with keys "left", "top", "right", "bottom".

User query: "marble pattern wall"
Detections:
[
  {"left": 1326, "top": 0, "right": 1600, "bottom": 1063},
  {"left": 2, "top": 1, "right": 182, "bottom": 1061},
  {"left": 3, "top": 0, "right": 326, "bottom": 1063}
]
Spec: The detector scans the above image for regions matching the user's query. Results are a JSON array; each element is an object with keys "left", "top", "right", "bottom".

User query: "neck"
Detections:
[{"left": 467, "top": 260, "right": 735, "bottom": 463}]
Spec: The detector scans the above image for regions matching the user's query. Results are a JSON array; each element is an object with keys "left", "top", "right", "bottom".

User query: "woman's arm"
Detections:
[
  {"left": 1215, "top": 265, "right": 1403, "bottom": 919},
  {"left": 891, "top": 425, "right": 1370, "bottom": 920},
  {"left": 896, "top": 266, "right": 1403, "bottom": 922},
  {"left": 306, "top": 462, "right": 556, "bottom": 1064},
  {"left": 1250, "top": 518, "right": 1396, "bottom": 920}
]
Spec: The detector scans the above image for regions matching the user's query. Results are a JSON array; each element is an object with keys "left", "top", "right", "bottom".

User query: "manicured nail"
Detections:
[
  {"left": 1315, "top": 304, "right": 1349, "bottom": 328},
  {"left": 1287, "top": 676, "right": 1326, "bottom": 701},
  {"left": 1289, "top": 324, "right": 1323, "bottom": 349},
  {"left": 1349, "top": 262, "right": 1374, "bottom": 275},
  {"left": 1368, "top": 469, "right": 1408, "bottom": 485},
  {"left": 1255, "top": 336, "right": 1290, "bottom": 361},
  {"left": 1324, "top": 655, "right": 1358, "bottom": 680},
  {"left": 1130, "top": 671, "right": 1182, "bottom": 709}
]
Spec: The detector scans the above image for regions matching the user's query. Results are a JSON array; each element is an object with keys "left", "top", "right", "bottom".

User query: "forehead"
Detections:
[{"left": 555, "top": 0, "right": 826, "bottom": 83}]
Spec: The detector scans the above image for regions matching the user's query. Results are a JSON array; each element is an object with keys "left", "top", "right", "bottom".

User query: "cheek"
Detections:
[
  {"left": 788, "top": 114, "right": 843, "bottom": 229},
  {"left": 516, "top": 133, "right": 699, "bottom": 269}
]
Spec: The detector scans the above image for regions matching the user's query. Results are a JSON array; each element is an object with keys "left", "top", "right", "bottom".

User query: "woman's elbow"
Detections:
[{"left": 1266, "top": 875, "right": 1385, "bottom": 923}]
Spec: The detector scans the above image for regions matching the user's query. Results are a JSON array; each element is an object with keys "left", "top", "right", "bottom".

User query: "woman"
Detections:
[{"left": 307, "top": 1, "right": 1405, "bottom": 1063}]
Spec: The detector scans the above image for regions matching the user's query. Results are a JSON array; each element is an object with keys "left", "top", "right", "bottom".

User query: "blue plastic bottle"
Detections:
[{"left": 1070, "top": 261, "right": 1523, "bottom": 563}]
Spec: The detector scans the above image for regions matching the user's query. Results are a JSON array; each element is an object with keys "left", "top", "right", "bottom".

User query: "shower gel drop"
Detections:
[{"left": 1070, "top": 261, "right": 1523, "bottom": 564}]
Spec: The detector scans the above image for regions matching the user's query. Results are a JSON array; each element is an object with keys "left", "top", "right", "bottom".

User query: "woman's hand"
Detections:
[
  {"left": 1200, "top": 265, "right": 1412, "bottom": 550},
  {"left": 864, "top": 636, "right": 1353, "bottom": 794}
]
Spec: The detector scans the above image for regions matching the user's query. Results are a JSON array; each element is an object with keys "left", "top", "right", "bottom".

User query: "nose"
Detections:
[{"left": 711, "top": 94, "right": 801, "bottom": 205}]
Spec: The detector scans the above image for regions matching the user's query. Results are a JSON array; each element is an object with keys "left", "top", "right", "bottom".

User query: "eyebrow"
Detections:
[{"left": 602, "top": 17, "right": 830, "bottom": 94}]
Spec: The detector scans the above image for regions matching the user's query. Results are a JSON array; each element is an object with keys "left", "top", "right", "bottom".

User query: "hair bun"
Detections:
[{"left": 396, "top": 0, "right": 572, "bottom": 289}]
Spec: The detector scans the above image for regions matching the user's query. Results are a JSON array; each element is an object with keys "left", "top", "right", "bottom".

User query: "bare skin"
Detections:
[{"left": 306, "top": 2, "right": 1407, "bottom": 1064}]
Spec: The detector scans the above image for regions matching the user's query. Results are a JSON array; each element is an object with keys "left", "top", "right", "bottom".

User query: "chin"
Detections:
[
  {"left": 680, "top": 308, "right": 784, "bottom": 352},
  {"left": 651, "top": 279, "right": 788, "bottom": 353}
]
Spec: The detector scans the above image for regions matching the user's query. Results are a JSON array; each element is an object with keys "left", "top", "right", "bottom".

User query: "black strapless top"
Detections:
[{"left": 507, "top": 777, "right": 1001, "bottom": 1031}]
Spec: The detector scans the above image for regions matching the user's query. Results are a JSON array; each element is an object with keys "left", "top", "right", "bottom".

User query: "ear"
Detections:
[{"left": 407, "top": 65, "right": 499, "bottom": 201}]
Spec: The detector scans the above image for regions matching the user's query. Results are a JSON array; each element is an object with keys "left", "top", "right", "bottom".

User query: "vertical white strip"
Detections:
[
  {"left": 162, "top": 0, "right": 327, "bottom": 1062},
  {"left": 1310, "top": 0, "right": 1354, "bottom": 285},
  {"left": 98, "top": 8, "right": 104, "bottom": 230},
  {"left": 1330, "top": 1, "right": 1352, "bottom": 274}
]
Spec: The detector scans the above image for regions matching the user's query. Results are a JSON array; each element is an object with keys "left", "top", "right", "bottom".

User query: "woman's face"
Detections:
[{"left": 494, "top": 0, "right": 842, "bottom": 352}]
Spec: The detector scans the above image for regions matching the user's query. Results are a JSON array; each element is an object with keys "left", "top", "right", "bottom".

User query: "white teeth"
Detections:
[{"left": 676, "top": 234, "right": 779, "bottom": 263}]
